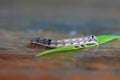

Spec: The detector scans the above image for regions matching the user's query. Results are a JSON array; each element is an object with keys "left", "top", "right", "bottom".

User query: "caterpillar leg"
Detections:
[{"left": 74, "top": 44, "right": 86, "bottom": 48}]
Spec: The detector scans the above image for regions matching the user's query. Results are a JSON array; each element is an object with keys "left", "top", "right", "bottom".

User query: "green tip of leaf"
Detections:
[
  {"left": 97, "top": 35, "right": 118, "bottom": 44},
  {"left": 35, "top": 35, "right": 120, "bottom": 57}
]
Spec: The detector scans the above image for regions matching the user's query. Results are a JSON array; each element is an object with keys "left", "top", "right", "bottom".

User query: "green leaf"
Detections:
[{"left": 35, "top": 35, "right": 120, "bottom": 57}]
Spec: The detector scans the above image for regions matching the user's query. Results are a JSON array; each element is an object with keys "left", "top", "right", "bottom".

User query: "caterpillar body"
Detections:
[{"left": 30, "top": 35, "right": 98, "bottom": 48}]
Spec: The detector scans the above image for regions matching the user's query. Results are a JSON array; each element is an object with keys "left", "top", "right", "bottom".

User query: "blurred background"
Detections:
[
  {"left": 0, "top": 1, "right": 120, "bottom": 80},
  {"left": 0, "top": 0, "right": 120, "bottom": 35}
]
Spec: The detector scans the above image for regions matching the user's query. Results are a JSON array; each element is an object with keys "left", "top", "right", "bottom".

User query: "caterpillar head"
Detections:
[{"left": 86, "top": 35, "right": 98, "bottom": 45}]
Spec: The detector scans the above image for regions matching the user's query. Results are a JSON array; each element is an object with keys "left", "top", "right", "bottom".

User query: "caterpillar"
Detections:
[{"left": 30, "top": 35, "right": 98, "bottom": 48}]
